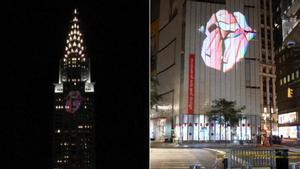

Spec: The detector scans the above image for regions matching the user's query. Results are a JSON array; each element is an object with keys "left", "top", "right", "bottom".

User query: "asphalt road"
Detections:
[{"left": 150, "top": 148, "right": 224, "bottom": 169}]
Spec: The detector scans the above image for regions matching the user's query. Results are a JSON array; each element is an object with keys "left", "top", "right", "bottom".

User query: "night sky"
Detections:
[{"left": 2, "top": 1, "right": 148, "bottom": 169}]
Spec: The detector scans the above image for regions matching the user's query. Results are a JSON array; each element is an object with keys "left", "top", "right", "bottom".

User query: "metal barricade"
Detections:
[{"left": 226, "top": 148, "right": 276, "bottom": 168}]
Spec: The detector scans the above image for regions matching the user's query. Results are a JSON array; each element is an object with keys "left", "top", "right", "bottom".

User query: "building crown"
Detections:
[{"left": 64, "top": 9, "right": 86, "bottom": 58}]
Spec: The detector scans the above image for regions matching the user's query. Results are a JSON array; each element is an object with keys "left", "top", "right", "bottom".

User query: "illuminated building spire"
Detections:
[{"left": 64, "top": 9, "right": 86, "bottom": 58}]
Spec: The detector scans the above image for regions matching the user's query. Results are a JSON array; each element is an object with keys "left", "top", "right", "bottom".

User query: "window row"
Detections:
[{"left": 279, "top": 70, "right": 300, "bottom": 85}]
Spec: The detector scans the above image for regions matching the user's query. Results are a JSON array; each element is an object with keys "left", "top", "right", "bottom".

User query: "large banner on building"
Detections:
[{"left": 188, "top": 53, "right": 195, "bottom": 114}]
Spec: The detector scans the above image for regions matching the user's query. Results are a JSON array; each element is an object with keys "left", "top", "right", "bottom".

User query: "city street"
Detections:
[
  {"left": 150, "top": 143, "right": 300, "bottom": 169},
  {"left": 150, "top": 148, "right": 224, "bottom": 169}
]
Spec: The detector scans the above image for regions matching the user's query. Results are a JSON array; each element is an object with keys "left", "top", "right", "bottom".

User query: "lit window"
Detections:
[
  {"left": 283, "top": 77, "right": 286, "bottom": 84},
  {"left": 287, "top": 75, "right": 290, "bottom": 82},
  {"left": 296, "top": 70, "right": 299, "bottom": 78},
  {"left": 288, "top": 87, "right": 293, "bottom": 98},
  {"left": 280, "top": 79, "right": 282, "bottom": 85},
  {"left": 264, "top": 107, "right": 267, "bottom": 113},
  {"left": 291, "top": 73, "right": 295, "bottom": 80}
]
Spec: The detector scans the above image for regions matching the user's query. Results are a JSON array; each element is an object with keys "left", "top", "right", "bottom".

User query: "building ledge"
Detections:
[
  {"left": 286, "top": 0, "right": 300, "bottom": 17},
  {"left": 283, "top": 20, "right": 300, "bottom": 44}
]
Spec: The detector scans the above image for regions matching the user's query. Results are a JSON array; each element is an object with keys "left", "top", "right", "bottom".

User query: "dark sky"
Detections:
[{"left": 2, "top": 1, "right": 148, "bottom": 169}]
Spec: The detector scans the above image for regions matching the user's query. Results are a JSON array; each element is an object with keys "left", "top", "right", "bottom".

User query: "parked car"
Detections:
[{"left": 272, "top": 135, "right": 281, "bottom": 144}]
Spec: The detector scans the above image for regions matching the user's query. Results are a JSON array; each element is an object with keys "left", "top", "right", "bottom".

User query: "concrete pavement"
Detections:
[{"left": 150, "top": 148, "right": 224, "bottom": 169}]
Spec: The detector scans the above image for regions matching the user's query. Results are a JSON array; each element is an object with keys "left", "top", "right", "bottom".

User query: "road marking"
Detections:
[{"left": 204, "top": 148, "right": 226, "bottom": 154}]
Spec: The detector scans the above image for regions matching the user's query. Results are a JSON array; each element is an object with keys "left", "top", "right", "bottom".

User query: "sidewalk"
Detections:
[
  {"left": 150, "top": 141, "right": 300, "bottom": 151},
  {"left": 150, "top": 141, "right": 260, "bottom": 149}
]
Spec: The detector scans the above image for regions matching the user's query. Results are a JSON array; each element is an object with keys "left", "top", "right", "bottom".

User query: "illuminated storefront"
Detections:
[
  {"left": 278, "top": 112, "right": 299, "bottom": 138},
  {"left": 279, "top": 126, "right": 297, "bottom": 138},
  {"left": 175, "top": 114, "right": 256, "bottom": 141},
  {"left": 278, "top": 112, "right": 297, "bottom": 124}
]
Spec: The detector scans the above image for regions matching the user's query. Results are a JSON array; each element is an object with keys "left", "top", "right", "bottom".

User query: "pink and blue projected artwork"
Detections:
[
  {"left": 65, "top": 90, "right": 83, "bottom": 113},
  {"left": 200, "top": 10, "right": 256, "bottom": 72}
]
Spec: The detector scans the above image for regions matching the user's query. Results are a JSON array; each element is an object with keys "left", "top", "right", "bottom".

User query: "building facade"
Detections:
[
  {"left": 150, "top": 0, "right": 277, "bottom": 142},
  {"left": 53, "top": 9, "right": 96, "bottom": 169},
  {"left": 275, "top": 0, "right": 300, "bottom": 139},
  {"left": 259, "top": 0, "right": 277, "bottom": 137}
]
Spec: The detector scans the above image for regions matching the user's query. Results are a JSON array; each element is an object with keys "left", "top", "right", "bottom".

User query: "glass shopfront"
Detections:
[{"left": 179, "top": 114, "right": 256, "bottom": 141}]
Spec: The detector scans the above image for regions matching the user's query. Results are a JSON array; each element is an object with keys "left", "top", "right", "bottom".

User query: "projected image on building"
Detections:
[
  {"left": 65, "top": 90, "right": 83, "bottom": 113},
  {"left": 200, "top": 10, "right": 256, "bottom": 72}
]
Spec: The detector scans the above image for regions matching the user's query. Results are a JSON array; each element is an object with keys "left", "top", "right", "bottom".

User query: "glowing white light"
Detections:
[
  {"left": 73, "top": 17, "right": 78, "bottom": 22},
  {"left": 198, "top": 25, "right": 205, "bottom": 33},
  {"left": 57, "top": 129, "right": 60, "bottom": 133},
  {"left": 157, "top": 105, "right": 172, "bottom": 110},
  {"left": 264, "top": 107, "right": 267, "bottom": 113}
]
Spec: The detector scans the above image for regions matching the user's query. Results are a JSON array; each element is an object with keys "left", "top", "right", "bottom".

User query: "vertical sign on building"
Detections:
[{"left": 188, "top": 54, "right": 195, "bottom": 114}]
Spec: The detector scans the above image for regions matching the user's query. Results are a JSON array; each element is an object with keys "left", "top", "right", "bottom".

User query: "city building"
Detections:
[
  {"left": 259, "top": 0, "right": 277, "bottom": 137},
  {"left": 274, "top": 0, "right": 300, "bottom": 139},
  {"left": 53, "top": 9, "right": 96, "bottom": 169},
  {"left": 150, "top": 0, "right": 277, "bottom": 142}
]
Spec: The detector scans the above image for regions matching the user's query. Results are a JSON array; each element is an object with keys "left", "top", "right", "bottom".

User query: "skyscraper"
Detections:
[
  {"left": 274, "top": 0, "right": 300, "bottom": 139},
  {"left": 150, "top": 0, "right": 277, "bottom": 142},
  {"left": 53, "top": 9, "right": 96, "bottom": 169}
]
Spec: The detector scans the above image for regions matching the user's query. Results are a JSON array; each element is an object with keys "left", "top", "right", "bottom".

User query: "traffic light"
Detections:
[{"left": 288, "top": 87, "right": 293, "bottom": 98}]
